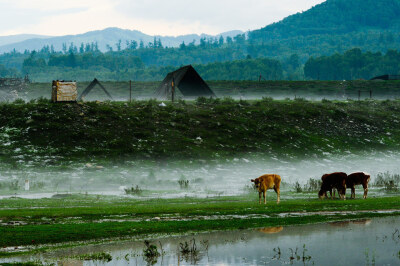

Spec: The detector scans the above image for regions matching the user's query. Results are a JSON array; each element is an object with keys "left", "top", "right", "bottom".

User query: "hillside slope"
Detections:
[
  {"left": 250, "top": 0, "right": 400, "bottom": 40},
  {"left": 0, "top": 99, "right": 399, "bottom": 166}
]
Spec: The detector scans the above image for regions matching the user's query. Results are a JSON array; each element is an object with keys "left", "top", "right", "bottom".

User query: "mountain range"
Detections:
[{"left": 0, "top": 28, "right": 243, "bottom": 54}]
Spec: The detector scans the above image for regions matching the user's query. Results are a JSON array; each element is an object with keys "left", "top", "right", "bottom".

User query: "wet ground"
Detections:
[
  {"left": 2, "top": 216, "right": 399, "bottom": 265},
  {"left": 1, "top": 150, "right": 400, "bottom": 199}
]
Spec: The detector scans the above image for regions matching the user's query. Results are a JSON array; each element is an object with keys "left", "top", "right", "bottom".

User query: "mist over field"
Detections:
[{"left": 1, "top": 149, "right": 399, "bottom": 198}]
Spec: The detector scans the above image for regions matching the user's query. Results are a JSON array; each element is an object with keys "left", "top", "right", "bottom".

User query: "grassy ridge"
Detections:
[
  {"left": 1, "top": 98, "right": 400, "bottom": 165},
  {"left": 0, "top": 195, "right": 399, "bottom": 247}
]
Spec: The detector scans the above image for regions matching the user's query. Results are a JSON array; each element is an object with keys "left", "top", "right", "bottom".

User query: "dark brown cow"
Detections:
[
  {"left": 319, "top": 172, "right": 347, "bottom": 200},
  {"left": 251, "top": 174, "right": 281, "bottom": 204},
  {"left": 346, "top": 172, "right": 370, "bottom": 199}
]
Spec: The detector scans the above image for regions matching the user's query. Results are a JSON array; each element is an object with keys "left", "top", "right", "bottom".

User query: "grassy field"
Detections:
[
  {"left": 0, "top": 194, "right": 399, "bottom": 249},
  {"left": 22, "top": 80, "right": 400, "bottom": 100}
]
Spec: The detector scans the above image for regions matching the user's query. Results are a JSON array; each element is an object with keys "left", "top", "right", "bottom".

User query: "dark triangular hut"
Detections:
[
  {"left": 155, "top": 65, "right": 215, "bottom": 99},
  {"left": 78, "top": 78, "right": 113, "bottom": 101}
]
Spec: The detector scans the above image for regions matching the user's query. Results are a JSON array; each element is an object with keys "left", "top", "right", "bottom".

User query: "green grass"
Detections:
[{"left": 0, "top": 195, "right": 399, "bottom": 247}]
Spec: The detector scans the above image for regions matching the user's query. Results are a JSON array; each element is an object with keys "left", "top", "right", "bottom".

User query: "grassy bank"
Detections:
[
  {"left": 1, "top": 98, "right": 400, "bottom": 166},
  {"left": 0, "top": 195, "right": 399, "bottom": 248}
]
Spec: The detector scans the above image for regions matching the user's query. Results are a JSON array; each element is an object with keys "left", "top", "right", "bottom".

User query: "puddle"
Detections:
[{"left": 2, "top": 216, "right": 400, "bottom": 265}]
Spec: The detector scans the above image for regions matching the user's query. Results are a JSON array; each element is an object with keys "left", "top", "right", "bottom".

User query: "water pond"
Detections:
[{"left": 2, "top": 216, "right": 400, "bottom": 265}]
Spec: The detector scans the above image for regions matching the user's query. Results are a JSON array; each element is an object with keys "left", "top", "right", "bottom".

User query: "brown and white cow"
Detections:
[
  {"left": 346, "top": 172, "right": 370, "bottom": 199},
  {"left": 251, "top": 174, "right": 281, "bottom": 204},
  {"left": 319, "top": 172, "right": 347, "bottom": 200}
]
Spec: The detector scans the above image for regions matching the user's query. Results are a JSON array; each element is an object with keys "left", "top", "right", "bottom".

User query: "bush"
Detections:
[
  {"left": 261, "top": 96, "right": 273, "bottom": 102},
  {"left": 221, "top": 97, "right": 235, "bottom": 105},
  {"left": 124, "top": 185, "right": 143, "bottom": 195},
  {"left": 13, "top": 98, "right": 25, "bottom": 104},
  {"left": 294, "top": 181, "right": 302, "bottom": 193},
  {"left": 196, "top": 96, "right": 207, "bottom": 105},
  {"left": 195, "top": 96, "right": 219, "bottom": 105},
  {"left": 36, "top": 97, "right": 50, "bottom": 104},
  {"left": 294, "top": 97, "right": 308, "bottom": 102},
  {"left": 321, "top": 98, "right": 331, "bottom": 103},
  {"left": 178, "top": 178, "right": 189, "bottom": 189},
  {"left": 143, "top": 240, "right": 160, "bottom": 265},
  {"left": 374, "top": 172, "right": 400, "bottom": 192},
  {"left": 239, "top": 99, "right": 250, "bottom": 106},
  {"left": 304, "top": 178, "right": 321, "bottom": 192}
]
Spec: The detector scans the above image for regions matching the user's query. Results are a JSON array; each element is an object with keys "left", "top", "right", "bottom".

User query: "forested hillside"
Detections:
[
  {"left": 304, "top": 49, "right": 400, "bottom": 80},
  {"left": 250, "top": 0, "right": 400, "bottom": 40}
]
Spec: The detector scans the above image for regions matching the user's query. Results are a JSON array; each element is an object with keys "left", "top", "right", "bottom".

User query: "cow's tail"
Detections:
[{"left": 274, "top": 174, "right": 281, "bottom": 188}]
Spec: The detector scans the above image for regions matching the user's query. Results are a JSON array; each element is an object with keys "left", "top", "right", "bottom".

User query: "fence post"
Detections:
[
  {"left": 171, "top": 78, "right": 175, "bottom": 102},
  {"left": 129, "top": 80, "right": 132, "bottom": 103}
]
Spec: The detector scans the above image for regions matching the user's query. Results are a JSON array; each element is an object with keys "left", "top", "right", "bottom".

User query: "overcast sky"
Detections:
[{"left": 0, "top": 0, "right": 325, "bottom": 37}]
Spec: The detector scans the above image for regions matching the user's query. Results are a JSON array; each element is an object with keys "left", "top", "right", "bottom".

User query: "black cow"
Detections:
[{"left": 319, "top": 172, "right": 347, "bottom": 200}]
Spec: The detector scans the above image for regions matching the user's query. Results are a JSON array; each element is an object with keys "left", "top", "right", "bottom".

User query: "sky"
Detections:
[{"left": 0, "top": 0, "right": 325, "bottom": 37}]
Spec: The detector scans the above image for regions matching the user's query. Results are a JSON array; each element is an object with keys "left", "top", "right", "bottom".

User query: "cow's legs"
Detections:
[
  {"left": 274, "top": 186, "right": 280, "bottom": 204},
  {"left": 363, "top": 184, "right": 368, "bottom": 199},
  {"left": 258, "top": 192, "right": 262, "bottom": 204},
  {"left": 351, "top": 187, "right": 355, "bottom": 199},
  {"left": 263, "top": 191, "right": 266, "bottom": 204},
  {"left": 338, "top": 187, "right": 345, "bottom": 200}
]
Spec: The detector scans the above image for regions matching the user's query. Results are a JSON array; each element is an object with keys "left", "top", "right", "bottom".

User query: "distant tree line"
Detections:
[
  {"left": 304, "top": 48, "right": 400, "bottom": 80},
  {"left": 1, "top": 44, "right": 400, "bottom": 82}
]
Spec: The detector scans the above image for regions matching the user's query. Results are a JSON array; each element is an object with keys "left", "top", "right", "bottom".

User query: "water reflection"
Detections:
[
  {"left": 329, "top": 219, "right": 372, "bottom": 227},
  {"left": 257, "top": 226, "right": 284, "bottom": 234}
]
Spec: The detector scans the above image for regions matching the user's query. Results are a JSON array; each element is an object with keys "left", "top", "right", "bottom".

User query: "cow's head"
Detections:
[
  {"left": 318, "top": 189, "right": 326, "bottom": 199},
  {"left": 251, "top": 178, "right": 260, "bottom": 189}
]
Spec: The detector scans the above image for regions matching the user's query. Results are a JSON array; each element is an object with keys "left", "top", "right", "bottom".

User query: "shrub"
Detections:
[
  {"left": 36, "top": 97, "right": 50, "bottom": 104},
  {"left": 13, "top": 98, "right": 25, "bottom": 104},
  {"left": 304, "top": 178, "right": 321, "bottom": 192},
  {"left": 374, "top": 172, "right": 400, "bottom": 192},
  {"left": 143, "top": 240, "right": 160, "bottom": 265},
  {"left": 294, "top": 181, "right": 302, "bottom": 193},
  {"left": 261, "top": 96, "right": 273, "bottom": 102},
  {"left": 124, "top": 185, "right": 143, "bottom": 195},
  {"left": 178, "top": 178, "right": 189, "bottom": 190},
  {"left": 196, "top": 96, "right": 206, "bottom": 105}
]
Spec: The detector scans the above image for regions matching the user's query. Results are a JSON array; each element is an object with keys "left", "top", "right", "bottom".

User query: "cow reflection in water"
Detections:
[
  {"left": 257, "top": 226, "right": 284, "bottom": 234},
  {"left": 251, "top": 174, "right": 281, "bottom": 204},
  {"left": 330, "top": 219, "right": 372, "bottom": 227}
]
